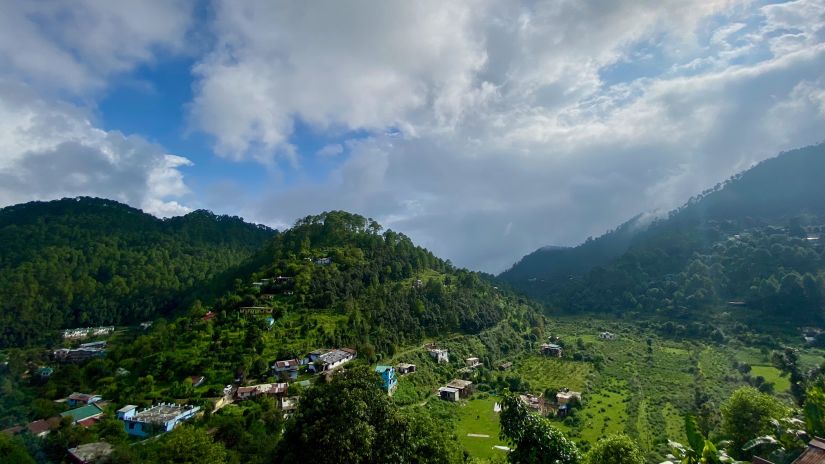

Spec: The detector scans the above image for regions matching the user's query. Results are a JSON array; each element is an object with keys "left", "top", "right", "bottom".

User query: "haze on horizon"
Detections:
[{"left": 0, "top": 0, "right": 824, "bottom": 272}]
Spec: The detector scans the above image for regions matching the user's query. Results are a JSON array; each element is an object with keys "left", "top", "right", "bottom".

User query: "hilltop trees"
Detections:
[
  {"left": 0, "top": 198, "right": 275, "bottom": 347},
  {"left": 274, "top": 366, "right": 459, "bottom": 464}
]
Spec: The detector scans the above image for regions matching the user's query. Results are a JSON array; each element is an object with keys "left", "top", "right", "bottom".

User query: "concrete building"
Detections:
[
  {"left": 397, "top": 363, "right": 416, "bottom": 375},
  {"left": 375, "top": 366, "right": 398, "bottom": 394},
  {"left": 427, "top": 346, "right": 449, "bottom": 364},
  {"left": 117, "top": 403, "right": 200, "bottom": 437},
  {"left": 307, "top": 348, "right": 357, "bottom": 373},
  {"left": 67, "top": 442, "right": 113, "bottom": 464}
]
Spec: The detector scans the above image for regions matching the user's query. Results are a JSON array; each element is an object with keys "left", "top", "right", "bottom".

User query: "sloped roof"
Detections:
[
  {"left": 794, "top": 438, "right": 825, "bottom": 464},
  {"left": 60, "top": 404, "right": 103, "bottom": 423}
]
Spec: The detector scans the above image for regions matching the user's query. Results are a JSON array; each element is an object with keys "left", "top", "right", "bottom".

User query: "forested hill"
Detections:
[
  {"left": 0, "top": 197, "right": 275, "bottom": 347},
  {"left": 206, "top": 210, "right": 538, "bottom": 357},
  {"left": 500, "top": 143, "right": 825, "bottom": 322}
]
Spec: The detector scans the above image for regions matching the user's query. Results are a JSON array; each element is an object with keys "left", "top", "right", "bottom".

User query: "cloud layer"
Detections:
[
  {"left": 0, "top": 0, "right": 195, "bottom": 217},
  {"left": 189, "top": 0, "right": 825, "bottom": 272}
]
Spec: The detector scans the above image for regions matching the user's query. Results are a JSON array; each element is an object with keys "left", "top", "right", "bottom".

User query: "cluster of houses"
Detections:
[
  {"left": 2, "top": 392, "right": 108, "bottom": 442},
  {"left": 518, "top": 388, "right": 583, "bottom": 417},
  {"left": 53, "top": 341, "right": 107, "bottom": 363},
  {"left": 62, "top": 326, "right": 114, "bottom": 340}
]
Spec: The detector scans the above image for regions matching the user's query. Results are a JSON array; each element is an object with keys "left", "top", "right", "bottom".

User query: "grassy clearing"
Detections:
[
  {"left": 454, "top": 396, "right": 508, "bottom": 462},
  {"left": 750, "top": 365, "right": 791, "bottom": 393}
]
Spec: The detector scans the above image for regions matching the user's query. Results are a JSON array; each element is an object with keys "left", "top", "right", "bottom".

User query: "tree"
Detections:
[
  {"left": 721, "top": 387, "right": 788, "bottom": 459},
  {"left": 586, "top": 434, "right": 644, "bottom": 464},
  {"left": 664, "top": 415, "right": 737, "bottom": 464},
  {"left": 275, "top": 366, "right": 457, "bottom": 464},
  {"left": 0, "top": 433, "right": 34, "bottom": 464},
  {"left": 804, "top": 384, "right": 825, "bottom": 438},
  {"left": 499, "top": 393, "right": 580, "bottom": 464},
  {"left": 150, "top": 425, "right": 228, "bottom": 464}
]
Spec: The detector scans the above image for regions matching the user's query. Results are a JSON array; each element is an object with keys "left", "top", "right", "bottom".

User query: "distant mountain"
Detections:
[
  {"left": 499, "top": 214, "right": 645, "bottom": 284},
  {"left": 501, "top": 143, "right": 825, "bottom": 322},
  {"left": 0, "top": 197, "right": 275, "bottom": 347}
]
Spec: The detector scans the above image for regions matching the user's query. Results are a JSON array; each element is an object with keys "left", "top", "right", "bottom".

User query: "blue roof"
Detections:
[{"left": 375, "top": 365, "right": 393, "bottom": 373}]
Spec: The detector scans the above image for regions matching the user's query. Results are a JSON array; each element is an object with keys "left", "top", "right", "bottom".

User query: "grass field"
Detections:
[
  {"left": 750, "top": 365, "right": 791, "bottom": 393},
  {"left": 454, "top": 396, "right": 508, "bottom": 462}
]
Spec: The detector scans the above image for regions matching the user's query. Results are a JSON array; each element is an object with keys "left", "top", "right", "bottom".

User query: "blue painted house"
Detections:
[
  {"left": 117, "top": 403, "right": 200, "bottom": 437},
  {"left": 375, "top": 366, "right": 398, "bottom": 395}
]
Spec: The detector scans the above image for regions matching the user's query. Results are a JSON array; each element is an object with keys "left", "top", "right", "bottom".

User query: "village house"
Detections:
[
  {"left": 278, "top": 396, "right": 299, "bottom": 412},
  {"left": 599, "top": 332, "right": 617, "bottom": 340},
  {"left": 519, "top": 394, "right": 551, "bottom": 415},
  {"left": 236, "top": 383, "right": 288, "bottom": 401},
  {"left": 36, "top": 366, "right": 54, "bottom": 378},
  {"left": 67, "top": 392, "right": 102, "bottom": 407},
  {"left": 397, "top": 363, "right": 416, "bottom": 375},
  {"left": 53, "top": 346, "right": 106, "bottom": 363},
  {"left": 307, "top": 348, "right": 357, "bottom": 373},
  {"left": 117, "top": 403, "right": 200, "bottom": 437},
  {"left": 273, "top": 358, "right": 301, "bottom": 380},
  {"left": 314, "top": 257, "right": 332, "bottom": 265},
  {"left": 62, "top": 326, "right": 114, "bottom": 340},
  {"left": 438, "top": 386, "right": 460, "bottom": 402},
  {"left": 375, "top": 366, "right": 398, "bottom": 394},
  {"left": 202, "top": 311, "right": 217, "bottom": 322},
  {"left": 139, "top": 321, "right": 153, "bottom": 330},
  {"left": 753, "top": 437, "right": 825, "bottom": 463},
  {"left": 465, "top": 357, "right": 482, "bottom": 369},
  {"left": 427, "top": 345, "right": 449, "bottom": 364},
  {"left": 26, "top": 419, "right": 57, "bottom": 437},
  {"left": 540, "top": 343, "right": 563, "bottom": 357},
  {"left": 61, "top": 403, "right": 105, "bottom": 427},
  {"left": 67, "top": 441, "right": 113, "bottom": 464},
  {"left": 1, "top": 425, "right": 24, "bottom": 436},
  {"left": 439, "top": 379, "right": 474, "bottom": 401},
  {"left": 555, "top": 389, "right": 582, "bottom": 416},
  {"left": 499, "top": 362, "right": 513, "bottom": 370}
]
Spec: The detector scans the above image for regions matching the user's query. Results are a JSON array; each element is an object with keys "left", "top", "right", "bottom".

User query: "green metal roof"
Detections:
[{"left": 60, "top": 404, "right": 103, "bottom": 422}]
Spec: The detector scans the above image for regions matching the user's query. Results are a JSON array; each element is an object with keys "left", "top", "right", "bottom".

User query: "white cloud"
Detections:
[
  {"left": 190, "top": 0, "right": 825, "bottom": 272},
  {"left": 0, "top": 81, "right": 193, "bottom": 216},
  {"left": 316, "top": 143, "right": 344, "bottom": 157},
  {"left": 0, "top": 0, "right": 194, "bottom": 95}
]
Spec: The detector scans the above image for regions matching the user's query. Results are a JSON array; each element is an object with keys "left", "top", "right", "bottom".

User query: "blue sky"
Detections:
[{"left": 1, "top": 0, "right": 824, "bottom": 272}]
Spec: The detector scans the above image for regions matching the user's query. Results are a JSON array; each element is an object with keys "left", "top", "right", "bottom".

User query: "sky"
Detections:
[{"left": 1, "top": 0, "right": 824, "bottom": 273}]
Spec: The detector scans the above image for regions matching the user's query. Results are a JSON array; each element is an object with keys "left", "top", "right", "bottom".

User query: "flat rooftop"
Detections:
[{"left": 132, "top": 404, "right": 195, "bottom": 424}]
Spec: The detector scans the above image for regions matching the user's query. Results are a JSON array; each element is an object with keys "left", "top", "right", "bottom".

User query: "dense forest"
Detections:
[
  {"left": 0, "top": 198, "right": 275, "bottom": 347},
  {"left": 501, "top": 143, "right": 825, "bottom": 323},
  {"left": 208, "top": 210, "right": 533, "bottom": 356}
]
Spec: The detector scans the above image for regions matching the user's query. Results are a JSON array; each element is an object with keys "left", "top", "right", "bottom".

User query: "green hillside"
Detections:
[
  {"left": 501, "top": 143, "right": 825, "bottom": 324},
  {"left": 0, "top": 197, "right": 275, "bottom": 347}
]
